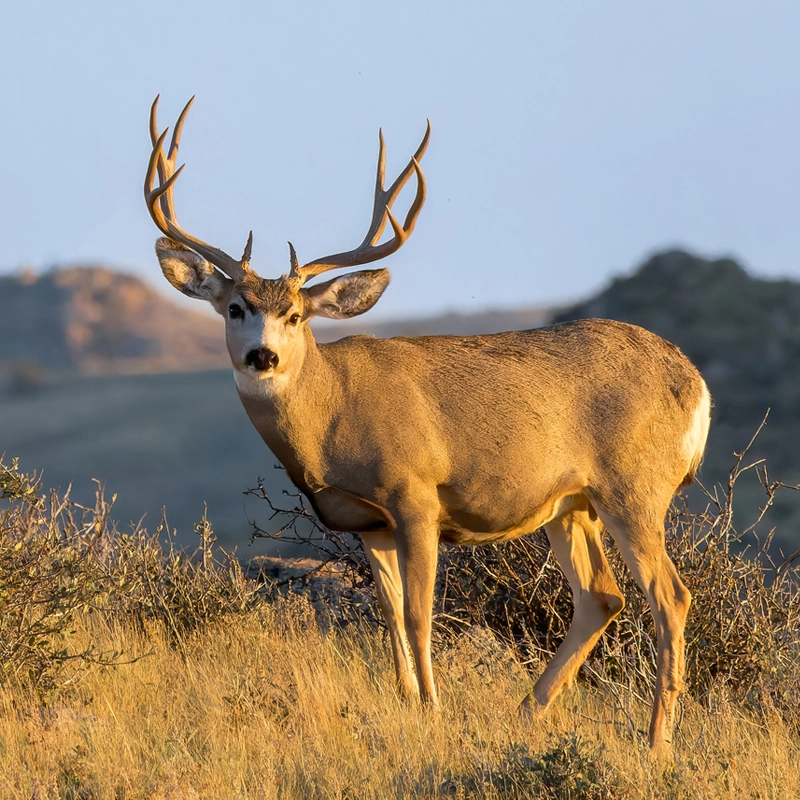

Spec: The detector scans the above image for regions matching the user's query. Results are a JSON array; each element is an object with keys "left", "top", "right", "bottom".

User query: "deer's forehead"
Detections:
[{"left": 236, "top": 276, "right": 304, "bottom": 315}]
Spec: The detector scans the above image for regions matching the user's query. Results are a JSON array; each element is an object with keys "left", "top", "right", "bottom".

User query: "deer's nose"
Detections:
[{"left": 245, "top": 348, "right": 279, "bottom": 371}]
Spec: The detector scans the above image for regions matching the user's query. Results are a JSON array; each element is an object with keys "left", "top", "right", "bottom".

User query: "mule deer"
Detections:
[{"left": 144, "top": 96, "right": 711, "bottom": 751}]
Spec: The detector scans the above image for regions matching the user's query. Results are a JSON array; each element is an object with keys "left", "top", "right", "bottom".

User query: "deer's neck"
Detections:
[{"left": 235, "top": 329, "right": 343, "bottom": 493}]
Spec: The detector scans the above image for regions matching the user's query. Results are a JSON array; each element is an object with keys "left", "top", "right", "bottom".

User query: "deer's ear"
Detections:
[
  {"left": 304, "top": 269, "right": 391, "bottom": 320},
  {"left": 155, "top": 237, "right": 231, "bottom": 306}
]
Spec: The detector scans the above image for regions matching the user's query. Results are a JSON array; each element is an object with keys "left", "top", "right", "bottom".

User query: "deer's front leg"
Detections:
[
  {"left": 392, "top": 503, "right": 440, "bottom": 706},
  {"left": 360, "top": 529, "right": 419, "bottom": 700}
]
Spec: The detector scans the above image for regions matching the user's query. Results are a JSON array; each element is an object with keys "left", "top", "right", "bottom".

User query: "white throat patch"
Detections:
[{"left": 233, "top": 367, "right": 290, "bottom": 399}]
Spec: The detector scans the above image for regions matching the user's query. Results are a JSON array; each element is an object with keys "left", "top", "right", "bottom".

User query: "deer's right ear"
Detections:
[{"left": 155, "top": 237, "right": 231, "bottom": 305}]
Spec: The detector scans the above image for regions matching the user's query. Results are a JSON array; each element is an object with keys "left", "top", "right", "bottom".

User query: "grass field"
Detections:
[
  {"left": 2, "top": 609, "right": 798, "bottom": 799},
  {"left": 1, "top": 456, "right": 799, "bottom": 799}
]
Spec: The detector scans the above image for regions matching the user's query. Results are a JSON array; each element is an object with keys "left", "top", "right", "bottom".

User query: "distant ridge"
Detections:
[
  {"left": 0, "top": 264, "right": 557, "bottom": 375},
  {"left": 312, "top": 305, "right": 555, "bottom": 342},
  {"left": 556, "top": 249, "right": 800, "bottom": 529},
  {"left": 555, "top": 249, "right": 800, "bottom": 438},
  {"left": 0, "top": 266, "right": 228, "bottom": 375}
]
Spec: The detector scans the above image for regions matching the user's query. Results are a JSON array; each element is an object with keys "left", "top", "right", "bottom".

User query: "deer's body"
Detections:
[
  {"left": 236, "top": 319, "right": 707, "bottom": 547},
  {"left": 144, "top": 97, "right": 711, "bottom": 751}
]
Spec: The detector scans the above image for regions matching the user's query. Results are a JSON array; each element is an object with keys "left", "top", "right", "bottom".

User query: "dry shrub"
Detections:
[
  {"left": 246, "top": 482, "right": 380, "bottom": 629},
  {"left": 0, "top": 458, "right": 110, "bottom": 690},
  {"left": 251, "top": 426, "right": 800, "bottom": 731},
  {"left": 443, "top": 435, "right": 800, "bottom": 731},
  {"left": 0, "top": 457, "right": 265, "bottom": 692},
  {"left": 441, "top": 735, "right": 627, "bottom": 800}
]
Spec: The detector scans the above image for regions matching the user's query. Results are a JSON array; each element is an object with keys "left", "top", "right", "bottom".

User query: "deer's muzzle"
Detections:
[{"left": 245, "top": 348, "right": 279, "bottom": 372}]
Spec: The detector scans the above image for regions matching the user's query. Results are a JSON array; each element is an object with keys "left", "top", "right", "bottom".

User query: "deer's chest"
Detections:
[{"left": 307, "top": 486, "right": 391, "bottom": 533}]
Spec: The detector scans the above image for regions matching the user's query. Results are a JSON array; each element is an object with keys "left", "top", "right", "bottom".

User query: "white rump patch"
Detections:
[{"left": 683, "top": 380, "right": 711, "bottom": 474}]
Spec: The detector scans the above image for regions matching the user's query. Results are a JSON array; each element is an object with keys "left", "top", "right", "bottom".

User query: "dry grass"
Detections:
[
  {"left": 249, "top": 426, "right": 800, "bottom": 736},
  {"left": 2, "top": 453, "right": 799, "bottom": 798},
  {"left": 1, "top": 605, "right": 798, "bottom": 799}
]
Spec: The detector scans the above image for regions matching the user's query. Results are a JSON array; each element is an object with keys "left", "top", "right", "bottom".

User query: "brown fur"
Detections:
[
  {"left": 238, "top": 273, "right": 298, "bottom": 316},
  {"left": 155, "top": 237, "right": 711, "bottom": 751},
  {"left": 149, "top": 119, "right": 710, "bottom": 750}
]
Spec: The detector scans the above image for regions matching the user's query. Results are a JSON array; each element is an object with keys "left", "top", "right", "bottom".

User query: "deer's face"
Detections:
[
  {"left": 145, "top": 97, "right": 426, "bottom": 394},
  {"left": 223, "top": 274, "right": 309, "bottom": 382},
  {"left": 154, "top": 237, "right": 391, "bottom": 392}
]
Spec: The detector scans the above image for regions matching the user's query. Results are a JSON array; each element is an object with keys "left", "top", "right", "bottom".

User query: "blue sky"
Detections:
[{"left": 2, "top": 1, "right": 799, "bottom": 319}]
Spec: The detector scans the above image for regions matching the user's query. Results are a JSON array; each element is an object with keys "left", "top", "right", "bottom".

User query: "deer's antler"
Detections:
[
  {"left": 289, "top": 121, "right": 430, "bottom": 286},
  {"left": 145, "top": 96, "right": 253, "bottom": 281}
]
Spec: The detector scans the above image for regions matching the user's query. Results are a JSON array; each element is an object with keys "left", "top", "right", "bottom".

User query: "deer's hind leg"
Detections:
[
  {"left": 593, "top": 501, "right": 692, "bottom": 752},
  {"left": 532, "top": 503, "right": 625, "bottom": 710}
]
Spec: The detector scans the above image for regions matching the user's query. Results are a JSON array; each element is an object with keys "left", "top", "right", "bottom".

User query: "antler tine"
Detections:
[
  {"left": 149, "top": 96, "right": 193, "bottom": 223},
  {"left": 241, "top": 231, "right": 253, "bottom": 269},
  {"left": 144, "top": 96, "right": 252, "bottom": 281},
  {"left": 378, "top": 119, "right": 431, "bottom": 238},
  {"left": 359, "top": 128, "right": 389, "bottom": 248},
  {"left": 290, "top": 121, "right": 430, "bottom": 284},
  {"left": 149, "top": 95, "right": 161, "bottom": 148},
  {"left": 168, "top": 96, "right": 194, "bottom": 162}
]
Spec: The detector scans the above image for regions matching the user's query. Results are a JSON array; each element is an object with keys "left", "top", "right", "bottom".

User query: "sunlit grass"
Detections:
[
  {"left": 1, "top": 454, "right": 798, "bottom": 798},
  {"left": 1, "top": 605, "right": 797, "bottom": 799}
]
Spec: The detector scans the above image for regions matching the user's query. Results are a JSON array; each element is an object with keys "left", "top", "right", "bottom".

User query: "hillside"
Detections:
[
  {"left": 0, "top": 264, "right": 554, "bottom": 377},
  {"left": 0, "top": 266, "right": 228, "bottom": 375},
  {"left": 1, "top": 253, "right": 798, "bottom": 551},
  {"left": 556, "top": 250, "right": 800, "bottom": 538},
  {"left": 0, "top": 368, "right": 310, "bottom": 557},
  {"left": 313, "top": 305, "right": 553, "bottom": 340}
]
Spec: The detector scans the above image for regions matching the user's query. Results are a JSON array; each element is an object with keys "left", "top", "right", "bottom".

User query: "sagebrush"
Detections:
[
  {"left": 0, "top": 457, "right": 264, "bottom": 692},
  {"left": 1, "top": 450, "right": 799, "bottom": 797},
  {"left": 249, "top": 428, "right": 800, "bottom": 732}
]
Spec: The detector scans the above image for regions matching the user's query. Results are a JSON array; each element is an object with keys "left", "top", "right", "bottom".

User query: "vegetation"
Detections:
[
  {"left": 0, "top": 458, "right": 260, "bottom": 694},
  {"left": 7, "top": 602, "right": 798, "bottom": 799},
  {"left": 1, "top": 445, "right": 795, "bottom": 797}
]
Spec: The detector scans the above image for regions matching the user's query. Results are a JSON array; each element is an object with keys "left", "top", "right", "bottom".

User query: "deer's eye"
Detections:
[
  {"left": 288, "top": 313, "right": 301, "bottom": 326},
  {"left": 228, "top": 303, "right": 244, "bottom": 320}
]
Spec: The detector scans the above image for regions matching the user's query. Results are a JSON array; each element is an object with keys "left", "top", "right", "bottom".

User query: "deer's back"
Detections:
[
  {"left": 318, "top": 318, "right": 709, "bottom": 541},
  {"left": 324, "top": 317, "right": 704, "bottom": 436}
]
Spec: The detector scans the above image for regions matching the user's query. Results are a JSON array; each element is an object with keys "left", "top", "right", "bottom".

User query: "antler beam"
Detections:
[
  {"left": 289, "top": 121, "right": 431, "bottom": 285},
  {"left": 145, "top": 96, "right": 253, "bottom": 281}
]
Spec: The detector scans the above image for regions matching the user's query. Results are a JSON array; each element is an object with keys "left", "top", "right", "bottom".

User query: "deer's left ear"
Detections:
[
  {"left": 155, "top": 237, "right": 231, "bottom": 306},
  {"left": 304, "top": 269, "right": 391, "bottom": 319}
]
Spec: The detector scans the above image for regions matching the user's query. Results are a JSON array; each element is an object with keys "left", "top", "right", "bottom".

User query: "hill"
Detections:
[
  {"left": 0, "top": 265, "right": 228, "bottom": 376},
  {"left": 555, "top": 250, "right": 800, "bottom": 539},
  {"left": 1, "top": 253, "right": 798, "bottom": 552},
  {"left": 313, "top": 305, "right": 553, "bottom": 340},
  {"left": 0, "top": 264, "right": 553, "bottom": 377}
]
